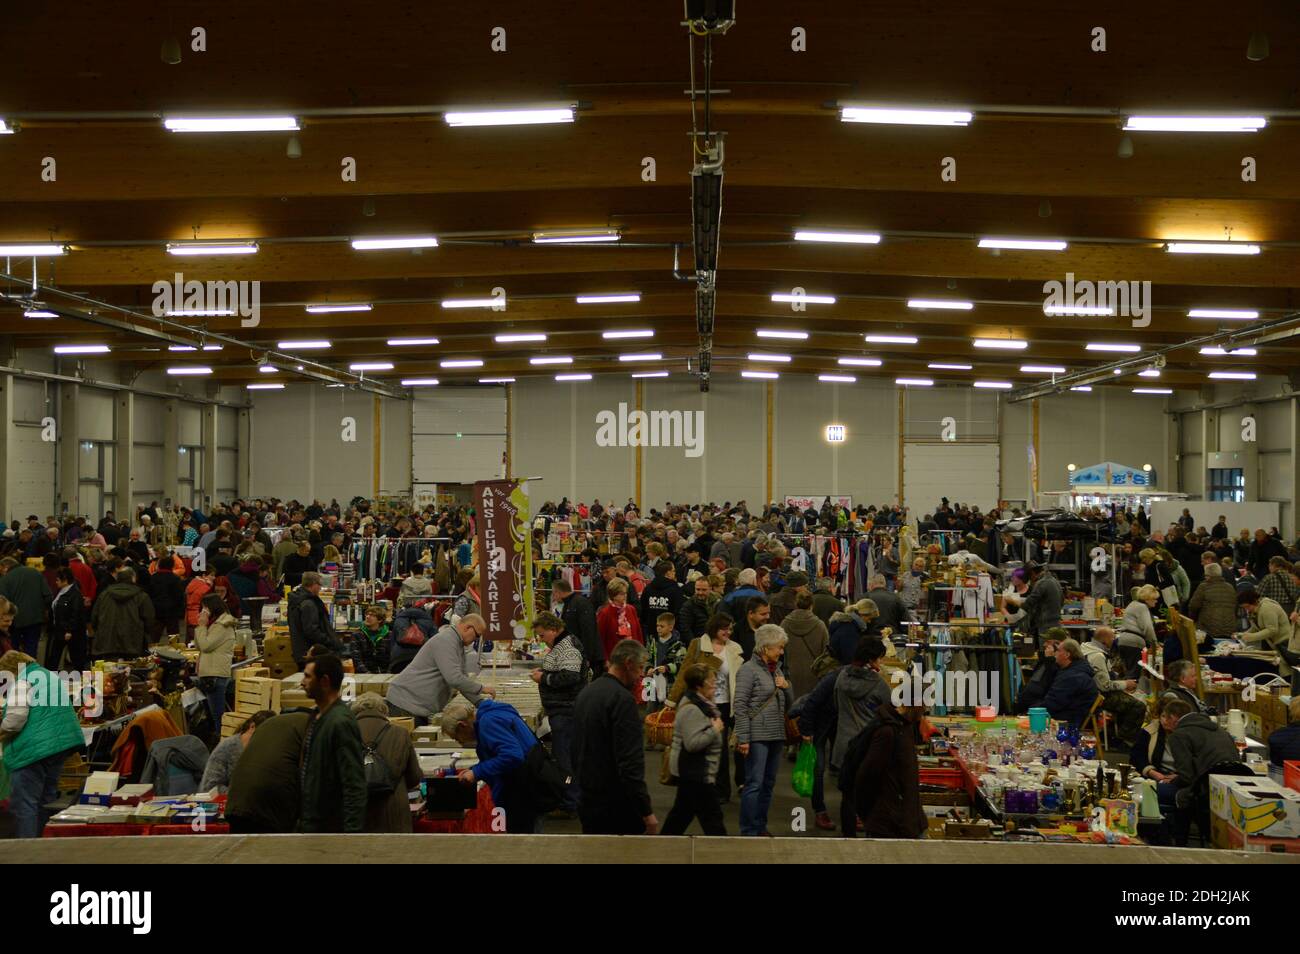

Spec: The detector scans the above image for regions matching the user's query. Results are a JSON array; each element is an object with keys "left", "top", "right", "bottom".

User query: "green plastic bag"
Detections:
[{"left": 791, "top": 741, "right": 816, "bottom": 798}]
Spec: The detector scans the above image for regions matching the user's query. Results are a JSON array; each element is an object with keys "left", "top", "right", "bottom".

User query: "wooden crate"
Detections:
[
  {"left": 221, "top": 711, "right": 249, "bottom": 738},
  {"left": 234, "top": 676, "right": 282, "bottom": 715},
  {"left": 235, "top": 666, "right": 270, "bottom": 683},
  {"left": 389, "top": 716, "right": 415, "bottom": 734}
]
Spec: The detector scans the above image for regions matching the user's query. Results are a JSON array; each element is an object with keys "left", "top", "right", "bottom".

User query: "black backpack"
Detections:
[{"left": 363, "top": 722, "right": 400, "bottom": 797}]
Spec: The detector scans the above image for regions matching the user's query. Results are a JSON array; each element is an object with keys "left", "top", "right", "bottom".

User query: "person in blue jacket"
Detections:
[
  {"left": 1043, "top": 639, "right": 1100, "bottom": 730},
  {"left": 442, "top": 697, "right": 540, "bottom": 833}
]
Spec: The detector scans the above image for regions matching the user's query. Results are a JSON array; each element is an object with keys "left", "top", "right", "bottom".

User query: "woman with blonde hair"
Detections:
[{"left": 1115, "top": 583, "right": 1160, "bottom": 677}]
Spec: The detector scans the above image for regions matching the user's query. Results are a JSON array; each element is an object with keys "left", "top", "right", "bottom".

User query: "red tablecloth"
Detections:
[
  {"left": 414, "top": 785, "right": 499, "bottom": 834},
  {"left": 45, "top": 822, "right": 231, "bottom": 837}
]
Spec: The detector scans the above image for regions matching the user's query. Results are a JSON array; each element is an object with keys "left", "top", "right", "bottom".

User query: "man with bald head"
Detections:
[{"left": 1081, "top": 625, "right": 1146, "bottom": 747}]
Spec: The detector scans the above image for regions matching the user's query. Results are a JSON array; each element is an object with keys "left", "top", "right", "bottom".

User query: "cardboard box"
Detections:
[
  {"left": 1284, "top": 761, "right": 1299, "bottom": 794},
  {"left": 80, "top": 772, "right": 120, "bottom": 806},
  {"left": 944, "top": 819, "right": 995, "bottom": 840},
  {"left": 235, "top": 676, "right": 282, "bottom": 715},
  {"left": 1209, "top": 774, "right": 1300, "bottom": 840}
]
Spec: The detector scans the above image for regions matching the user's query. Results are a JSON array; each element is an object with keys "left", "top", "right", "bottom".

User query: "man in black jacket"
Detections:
[
  {"left": 288, "top": 572, "right": 343, "bottom": 665},
  {"left": 553, "top": 577, "right": 601, "bottom": 672},
  {"left": 639, "top": 562, "right": 684, "bottom": 635},
  {"left": 571, "top": 638, "right": 658, "bottom": 835}
]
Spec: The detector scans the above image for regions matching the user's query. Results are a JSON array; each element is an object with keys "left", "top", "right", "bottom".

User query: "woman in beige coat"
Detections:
[
  {"left": 780, "top": 590, "right": 831, "bottom": 699},
  {"left": 354, "top": 693, "right": 423, "bottom": 833}
]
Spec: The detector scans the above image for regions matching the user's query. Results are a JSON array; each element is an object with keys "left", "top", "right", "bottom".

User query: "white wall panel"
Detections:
[
  {"left": 133, "top": 396, "right": 165, "bottom": 443},
  {"left": 178, "top": 403, "right": 202, "bottom": 446},
  {"left": 8, "top": 424, "right": 55, "bottom": 521},
  {"left": 641, "top": 379, "right": 707, "bottom": 508},
  {"left": 411, "top": 388, "right": 505, "bottom": 487},
  {"left": 78, "top": 388, "right": 115, "bottom": 441},
  {"left": 904, "top": 443, "right": 999, "bottom": 512}
]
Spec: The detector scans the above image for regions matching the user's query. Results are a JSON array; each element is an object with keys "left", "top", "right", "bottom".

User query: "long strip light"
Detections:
[
  {"left": 350, "top": 236, "right": 439, "bottom": 251},
  {"left": 1208, "top": 371, "right": 1256, "bottom": 380},
  {"left": 306, "top": 303, "right": 372, "bottom": 314},
  {"left": 401, "top": 378, "right": 440, "bottom": 387},
  {"left": 1086, "top": 343, "right": 1141, "bottom": 352},
  {"left": 1133, "top": 388, "right": 1173, "bottom": 395},
  {"left": 166, "top": 366, "right": 212, "bottom": 376},
  {"left": 742, "top": 370, "right": 779, "bottom": 379},
  {"left": 278, "top": 340, "right": 331, "bottom": 350},
  {"left": 165, "top": 308, "right": 235, "bottom": 317},
  {"left": 908, "top": 299, "right": 973, "bottom": 311},
  {"left": 1124, "top": 116, "right": 1266, "bottom": 132},
  {"left": 794, "top": 230, "right": 882, "bottom": 245},
  {"left": 1188, "top": 309, "right": 1258, "bottom": 320},
  {"left": 1138, "top": 369, "right": 1161, "bottom": 378},
  {"left": 1165, "top": 242, "right": 1260, "bottom": 255},
  {"left": 441, "top": 359, "right": 484, "bottom": 368},
  {"left": 895, "top": 378, "right": 933, "bottom": 387},
  {"left": 840, "top": 106, "right": 972, "bottom": 126},
  {"left": 258, "top": 365, "right": 278, "bottom": 373},
  {"left": 756, "top": 329, "right": 809, "bottom": 340},
  {"left": 865, "top": 335, "right": 918, "bottom": 344},
  {"left": 164, "top": 115, "right": 299, "bottom": 132},
  {"left": 839, "top": 357, "right": 882, "bottom": 367},
  {"left": 442, "top": 297, "right": 504, "bottom": 309},
  {"left": 530, "top": 356, "right": 572, "bottom": 365},
  {"left": 618, "top": 353, "right": 662, "bottom": 362},
  {"left": 1070, "top": 386, "right": 1093, "bottom": 392},
  {"left": 974, "top": 338, "right": 1028, "bottom": 350},
  {"left": 54, "top": 345, "right": 110, "bottom": 354},
  {"left": 0, "top": 243, "right": 65, "bottom": 256},
  {"left": 1200, "top": 347, "right": 1256, "bottom": 356},
  {"left": 479, "top": 377, "right": 516, "bottom": 384},
  {"left": 819, "top": 374, "right": 856, "bottom": 383},
  {"left": 978, "top": 238, "right": 1068, "bottom": 251},
  {"left": 532, "top": 230, "right": 620, "bottom": 244},
  {"left": 602, "top": 329, "right": 654, "bottom": 339},
  {"left": 349, "top": 362, "right": 394, "bottom": 372},
  {"left": 771, "top": 293, "right": 836, "bottom": 305},
  {"left": 166, "top": 242, "right": 258, "bottom": 256},
  {"left": 24, "top": 310, "right": 58, "bottom": 318},
  {"left": 0, "top": 120, "right": 13, "bottom": 134},
  {"left": 974, "top": 381, "right": 1013, "bottom": 389},
  {"left": 495, "top": 333, "right": 547, "bottom": 343},
  {"left": 555, "top": 373, "right": 592, "bottom": 382},
  {"left": 929, "top": 362, "right": 972, "bottom": 370},
  {"left": 445, "top": 107, "right": 575, "bottom": 127},
  {"left": 748, "top": 353, "right": 792, "bottom": 363},
  {"left": 247, "top": 383, "right": 285, "bottom": 390},
  {"left": 631, "top": 371, "right": 669, "bottom": 379},
  {"left": 388, "top": 337, "right": 441, "bottom": 346},
  {"left": 577, "top": 293, "right": 640, "bottom": 304},
  {"left": 1021, "top": 365, "right": 1066, "bottom": 374},
  {"left": 1044, "top": 304, "right": 1116, "bottom": 316}
]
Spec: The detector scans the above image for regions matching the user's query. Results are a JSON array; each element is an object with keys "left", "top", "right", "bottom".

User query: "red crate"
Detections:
[
  {"left": 149, "top": 823, "right": 231, "bottom": 836},
  {"left": 1285, "top": 761, "right": 1299, "bottom": 794},
  {"left": 44, "top": 824, "right": 148, "bottom": 838}
]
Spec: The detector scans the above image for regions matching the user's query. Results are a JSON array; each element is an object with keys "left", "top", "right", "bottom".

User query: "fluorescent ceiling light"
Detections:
[
  {"left": 388, "top": 337, "right": 440, "bottom": 346},
  {"left": 1044, "top": 304, "right": 1116, "bottom": 316},
  {"left": 577, "top": 293, "right": 640, "bottom": 304},
  {"left": 756, "top": 329, "right": 809, "bottom": 340},
  {"left": 974, "top": 381, "right": 1013, "bottom": 389},
  {"left": 306, "top": 303, "right": 372, "bottom": 314},
  {"left": 349, "top": 362, "right": 393, "bottom": 372},
  {"left": 974, "top": 338, "right": 1028, "bottom": 350},
  {"left": 325, "top": 384, "right": 344, "bottom": 388},
  {"left": 794, "top": 230, "right": 881, "bottom": 245},
  {"left": 1133, "top": 388, "right": 1173, "bottom": 395},
  {"left": 895, "top": 377, "right": 933, "bottom": 387},
  {"left": 771, "top": 293, "right": 835, "bottom": 305},
  {"left": 1208, "top": 371, "right": 1256, "bottom": 380},
  {"left": 1124, "top": 116, "right": 1266, "bottom": 132},
  {"left": 532, "top": 230, "right": 620, "bottom": 244},
  {"left": 166, "top": 242, "right": 258, "bottom": 256},
  {"left": 1020, "top": 365, "right": 1066, "bottom": 374},
  {"left": 978, "top": 238, "right": 1068, "bottom": 251},
  {"left": 277, "top": 340, "right": 331, "bottom": 350},
  {"left": 246, "top": 383, "right": 285, "bottom": 390},
  {"left": 555, "top": 373, "right": 592, "bottom": 382},
  {"left": 495, "top": 333, "right": 547, "bottom": 343},
  {"left": 1085, "top": 343, "right": 1141, "bottom": 352},
  {"left": 0, "top": 120, "right": 13, "bottom": 134},
  {"left": 530, "top": 356, "right": 572, "bottom": 365},
  {"left": 0, "top": 244, "right": 65, "bottom": 256},
  {"left": 602, "top": 329, "right": 654, "bottom": 340},
  {"left": 165, "top": 308, "right": 235, "bottom": 317},
  {"left": 166, "top": 366, "right": 212, "bottom": 376},
  {"left": 1200, "top": 347, "right": 1256, "bottom": 357},
  {"left": 350, "top": 236, "right": 439, "bottom": 251},
  {"left": 840, "top": 106, "right": 972, "bottom": 126},
  {"left": 631, "top": 371, "right": 669, "bottom": 379},
  {"left": 24, "top": 309, "right": 58, "bottom": 319},
  {"left": 748, "top": 353, "right": 792, "bottom": 363},
  {"left": 258, "top": 365, "right": 278, "bottom": 373},
  {"left": 1165, "top": 242, "right": 1260, "bottom": 255},
  {"left": 479, "top": 377, "right": 515, "bottom": 384},
  {"left": 618, "top": 353, "right": 662, "bottom": 362},
  {"left": 1069, "top": 386, "right": 1093, "bottom": 392},
  {"left": 164, "top": 115, "right": 299, "bottom": 132},
  {"left": 441, "top": 297, "right": 503, "bottom": 309},
  {"left": 839, "top": 357, "right": 883, "bottom": 367},
  {"left": 865, "top": 335, "right": 918, "bottom": 344},
  {"left": 819, "top": 374, "right": 856, "bottom": 383},
  {"left": 441, "top": 359, "right": 484, "bottom": 368},
  {"left": 445, "top": 107, "right": 575, "bottom": 127},
  {"left": 401, "top": 378, "right": 440, "bottom": 386},
  {"left": 1138, "top": 369, "right": 1161, "bottom": 378},
  {"left": 741, "top": 370, "right": 779, "bottom": 380},
  {"left": 929, "top": 362, "right": 972, "bottom": 370},
  {"left": 54, "top": 345, "right": 109, "bottom": 354},
  {"left": 908, "top": 299, "right": 972, "bottom": 311},
  {"left": 1188, "top": 309, "right": 1258, "bottom": 320}
]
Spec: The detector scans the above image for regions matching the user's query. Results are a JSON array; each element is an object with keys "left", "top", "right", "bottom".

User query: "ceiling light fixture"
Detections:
[
  {"left": 631, "top": 371, "right": 669, "bottom": 379},
  {"left": 53, "top": 345, "right": 109, "bottom": 354},
  {"left": 741, "top": 370, "right": 779, "bottom": 380},
  {"left": 618, "top": 353, "right": 662, "bottom": 362},
  {"left": 164, "top": 308, "right": 235, "bottom": 317},
  {"left": 793, "top": 230, "right": 882, "bottom": 245},
  {"left": 247, "top": 383, "right": 285, "bottom": 390},
  {"left": 1133, "top": 388, "right": 1173, "bottom": 395},
  {"left": 444, "top": 107, "right": 575, "bottom": 127},
  {"left": 895, "top": 377, "right": 933, "bottom": 387},
  {"left": 973, "top": 381, "right": 1013, "bottom": 389},
  {"left": 1020, "top": 365, "right": 1066, "bottom": 374},
  {"left": 756, "top": 330, "right": 809, "bottom": 340},
  {"left": 529, "top": 356, "right": 572, "bottom": 365},
  {"left": 258, "top": 365, "right": 278, "bottom": 373},
  {"left": 1200, "top": 347, "right": 1256, "bottom": 356},
  {"left": 1070, "top": 386, "right": 1093, "bottom": 392},
  {"left": 1124, "top": 116, "right": 1266, "bottom": 132},
  {"left": 1138, "top": 369, "right": 1161, "bottom": 378},
  {"left": 387, "top": 337, "right": 441, "bottom": 346},
  {"left": 441, "top": 359, "right": 484, "bottom": 368},
  {"left": 0, "top": 244, "right": 65, "bottom": 256},
  {"left": 166, "top": 366, "right": 212, "bottom": 376},
  {"left": 479, "top": 377, "right": 516, "bottom": 384},
  {"left": 350, "top": 236, "right": 439, "bottom": 250},
  {"left": 277, "top": 340, "right": 331, "bottom": 350},
  {"left": 974, "top": 338, "right": 1028, "bottom": 350},
  {"left": 819, "top": 374, "right": 856, "bottom": 383},
  {"left": 305, "top": 303, "right": 372, "bottom": 314},
  {"left": 1165, "top": 242, "right": 1261, "bottom": 255},
  {"left": 1208, "top": 371, "right": 1256, "bottom": 380},
  {"left": 838, "top": 357, "right": 882, "bottom": 367},
  {"left": 908, "top": 299, "right": 973, "bottom": 311},
  {"left": 494, "top": 333, "right": 548, "bottom": 343},
  {"left": 349, "top": 362, "right": 393, "bottom": 372},
  {"left": 602, "top": 329, "right": 654, "bottom": 339},
  {"left": 0, "top": 120, "right": 15, "bottom": 134},
  {"left": 748, "top": 353, "right": 792, "bottom": 363},
  {"left": 840, "top": 106, "right": 972, "bottom": 126},
  {"left": 929, "top": 363, "right": 973, "bottom": 370},
  {"left": 441, "top": 297, "right": 504, "bottom": 309},
  {"left": 164, "top": 115, "right": 299, "bottom": 132},
  {"left": 1085, "top": 343, "right": 1141, "bottom": 352},
  {"left": 771, "top": 293, "right": 835, "bottom": 305},
  {"left": 24, "top": 309, "right": 58, "bottom": 319},
  {"left": 555, "top": 373, "right": 592, "bottom": 382},
  {"left": 1187, "top": 309, "right": 1259, "bottom": 320},
  {"left": 401, "top": 378, "right": 440, "bottom": 387},
  {"left": 166, "top": 242, "right": 258, "bottom": 256},
  {"left": 978, "top": 238, "right": 1068, "bottom": 251},
  {"left": 532, "top": 229, "right": 620, "bottom": 244},
  {"left": 864, "top": 335, "right": 918, "bottom": 344},
  {"left": 1044, "top": 304, "right": 1116, "bottom": 316},
  {"left": 577, "top": 293, "right": 640, "bottom": 304}
]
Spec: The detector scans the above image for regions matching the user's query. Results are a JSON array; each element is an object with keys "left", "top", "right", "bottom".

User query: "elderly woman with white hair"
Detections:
[
  {"left": 1115, "top": 584, "right": 1160, "bottom": 677},
  {"left": 352, "top": 692, "right": 422, "bottom": 832},
  {"left": 733, "top": 623, "right": 793, "bottom": 836},
  {"left": 442, "top": 696, "right": 542, "bottom": 833}
]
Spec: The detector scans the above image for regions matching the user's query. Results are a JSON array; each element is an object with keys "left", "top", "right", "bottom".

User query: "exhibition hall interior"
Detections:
[{"left": 1, "top": 2, "right": 1299, "bottom": 880}]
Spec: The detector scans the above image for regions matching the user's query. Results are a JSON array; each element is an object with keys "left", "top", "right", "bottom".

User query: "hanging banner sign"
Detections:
[{"left": 473, "top": 479, "right": 533, "bottom": 643}]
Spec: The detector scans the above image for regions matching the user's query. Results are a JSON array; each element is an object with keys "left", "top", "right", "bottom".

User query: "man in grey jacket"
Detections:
[
  {"left": 1081, "top": 627, "right": 1145, "bottom": 746},
  {"left": 1005, "top": 562, "right": 1062, "bottom": 644},
  {"left": 384, "top": 615, "right": 495, "bottom": 724}
]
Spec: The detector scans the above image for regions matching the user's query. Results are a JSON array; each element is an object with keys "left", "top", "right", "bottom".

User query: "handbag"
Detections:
[
  {"left": 396, "top": 621, "right": 427, "bottom": 648},
  {"left": 1160, "top": 585, "right": 1180, "bottom": 608},
  {"left": 517, "top": 740, "right": 567, "bottom": 813}
]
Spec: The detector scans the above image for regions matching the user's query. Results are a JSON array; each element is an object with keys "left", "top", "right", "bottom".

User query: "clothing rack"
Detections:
[{"left": 349, "top": 538, "right": 449, "bottom": 581}]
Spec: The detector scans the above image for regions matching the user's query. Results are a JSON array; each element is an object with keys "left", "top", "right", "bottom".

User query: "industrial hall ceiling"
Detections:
[{"left": 1, "top": 2, "right": 1299, "bottom": 401}]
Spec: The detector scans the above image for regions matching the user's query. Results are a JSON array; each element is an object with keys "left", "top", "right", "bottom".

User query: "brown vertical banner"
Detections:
[{"left": 473, "top": 479, "right": 530, "bottom": 643}]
